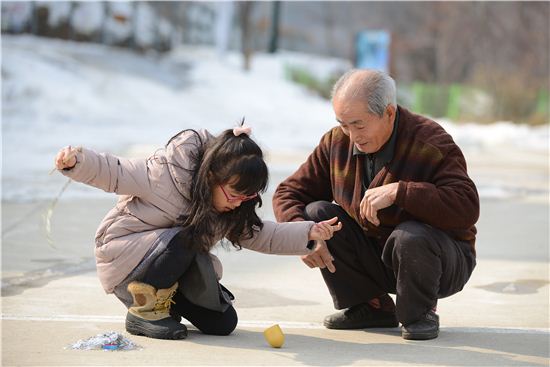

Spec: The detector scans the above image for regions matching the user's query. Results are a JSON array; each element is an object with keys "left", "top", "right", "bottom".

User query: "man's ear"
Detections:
[{"left": 386, "top": 104, "right": 396, "bottom": 121}]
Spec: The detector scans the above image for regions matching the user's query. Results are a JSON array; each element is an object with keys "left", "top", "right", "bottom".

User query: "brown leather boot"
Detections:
[{"left": 125, "top": 281, "right": 187, "bottom": 340}]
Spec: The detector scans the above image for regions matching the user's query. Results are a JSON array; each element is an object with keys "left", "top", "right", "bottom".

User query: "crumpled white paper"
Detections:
[{"left": 67, "top": 331, "right": 141, "bottom": 351}]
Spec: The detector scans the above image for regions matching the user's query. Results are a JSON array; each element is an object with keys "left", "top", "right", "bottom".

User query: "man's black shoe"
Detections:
[
  {"left": 324, "top": 303, "right": 399, "bottom": 329},
  {"left": 401, "top": 310, "right": 439, "bottom": 340}
]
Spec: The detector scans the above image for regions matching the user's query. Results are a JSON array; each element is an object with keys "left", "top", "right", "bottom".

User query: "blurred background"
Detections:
[
  {"left": 3, "top": 1, "right": 549, "bottom": 123},
  {"left": 1, "top": 2, "right": 549, "bottom": 288}
]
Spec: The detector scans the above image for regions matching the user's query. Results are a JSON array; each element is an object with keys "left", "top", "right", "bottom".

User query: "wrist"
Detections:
[
  {"left": 391, "top": 182, "right": 399, "bottom": 202},
  {"left": 63, "top": 159, "right": 77, "bottom": 171},
  {"left": 395, "top": 180, "right": 407, "bottom": 206}
]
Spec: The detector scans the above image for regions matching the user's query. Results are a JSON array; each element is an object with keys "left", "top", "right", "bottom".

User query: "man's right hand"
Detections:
[{"left": 301, "top": 240, "right": 336, "bottom": 273}]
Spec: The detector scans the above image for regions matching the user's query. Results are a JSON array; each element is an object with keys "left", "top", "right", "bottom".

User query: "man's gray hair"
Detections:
[{"left": 331, "top": 69, "right": 397, "bottom": 117}]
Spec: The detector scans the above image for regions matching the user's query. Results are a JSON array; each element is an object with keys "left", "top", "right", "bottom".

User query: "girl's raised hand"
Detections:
[
  {"left": 308, "top": 216, "right": 343, "bottom": 241},
  {"left": 54, "top": 145, "right": 80, "bottom": 171}
]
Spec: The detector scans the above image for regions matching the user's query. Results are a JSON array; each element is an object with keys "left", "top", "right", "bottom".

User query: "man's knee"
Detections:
[
  {"left": 383, "top": 221, "right": 439, "bottom": 265},
  {"left": 304, "top": 201, "right": 338, "bottom": 221}
]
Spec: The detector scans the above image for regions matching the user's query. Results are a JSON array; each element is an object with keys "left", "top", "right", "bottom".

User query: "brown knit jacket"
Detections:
[{"left": 273, "top": 106, "right": 479, "bottom": 254}]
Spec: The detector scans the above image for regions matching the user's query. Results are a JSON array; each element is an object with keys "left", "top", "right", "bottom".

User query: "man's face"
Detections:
[{"left": 333, "top": 98, "right": 396, "bottom": 154}]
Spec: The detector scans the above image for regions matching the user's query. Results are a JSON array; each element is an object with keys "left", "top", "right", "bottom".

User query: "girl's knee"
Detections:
[
  {"left": 218, "top": 307, "right": 238, "bottom": 335},
  {"left": 201, "top": 307, "right": 238, "bottom": 336}
]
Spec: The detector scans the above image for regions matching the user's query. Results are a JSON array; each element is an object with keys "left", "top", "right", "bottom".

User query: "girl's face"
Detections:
[{"left": 211, "top": 177, "right": 258, "bottom": 213}]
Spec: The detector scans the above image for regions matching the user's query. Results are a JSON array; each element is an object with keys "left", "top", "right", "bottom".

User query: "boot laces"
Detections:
[{"left": 153, "top": 288, "right": 177, "bottom": 314}]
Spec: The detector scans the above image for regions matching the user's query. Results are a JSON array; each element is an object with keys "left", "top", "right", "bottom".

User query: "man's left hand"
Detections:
[
  {"left": 360, "top": 182, "right": 399, "bottom": 226},
  {"left": 301, "top": 240, "right": 335, "bottom": 273}
]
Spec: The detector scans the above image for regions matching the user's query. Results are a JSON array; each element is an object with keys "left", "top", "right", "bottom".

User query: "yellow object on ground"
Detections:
[{"left": 263, "top": 324, "right": 285, "bottom": 348}]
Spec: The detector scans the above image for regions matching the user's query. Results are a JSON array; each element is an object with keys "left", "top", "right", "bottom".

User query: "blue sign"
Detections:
[{"left": 356, "top": 30, "right": 391, "bottom": 72}]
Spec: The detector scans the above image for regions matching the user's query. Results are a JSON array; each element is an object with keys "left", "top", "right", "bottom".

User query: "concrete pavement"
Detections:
[
  {"left": 2, "top": 166, "right": 549, "bottom": 365},
  {"left": 2, "top": 250, "right": 548, "bottom": 366}
]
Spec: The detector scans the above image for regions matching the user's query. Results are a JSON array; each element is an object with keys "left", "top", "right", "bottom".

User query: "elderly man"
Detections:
[{"left": 273, "top": 69, "right": 479, "bottom": 340}]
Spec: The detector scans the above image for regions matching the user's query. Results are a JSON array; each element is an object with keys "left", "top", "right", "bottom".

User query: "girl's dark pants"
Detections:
[
  {"left": 304, "top": 201, "right": 476, "bottom": 326},
  {"left": 141, "top": 232, "right": 238, "bottom": 336}
]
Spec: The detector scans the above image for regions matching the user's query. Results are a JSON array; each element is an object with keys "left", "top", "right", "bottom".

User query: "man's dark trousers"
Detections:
[{"left": 304, "top": 201, "right": 476, "bottom": 326}]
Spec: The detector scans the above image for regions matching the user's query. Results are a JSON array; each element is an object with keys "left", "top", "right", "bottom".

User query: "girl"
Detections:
[{"left": 54, "top": 124, "right": 342, "bottom": 340}]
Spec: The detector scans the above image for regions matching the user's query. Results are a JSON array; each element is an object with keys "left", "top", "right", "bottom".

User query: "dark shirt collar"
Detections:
[{"left": 353, "top": 108, "right": 399, "bottom": 164}]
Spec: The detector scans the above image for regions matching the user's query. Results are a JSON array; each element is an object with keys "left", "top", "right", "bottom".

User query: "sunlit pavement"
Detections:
[{"left": 2, "top": 251, "right": 548, "bottom": 366}]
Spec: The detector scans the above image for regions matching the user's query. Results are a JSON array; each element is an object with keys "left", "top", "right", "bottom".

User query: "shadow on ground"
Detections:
[
  {"left": 476, "top": 279, "right": 550, "bottom": 295},
  {"left": 184, "top": 328, "right": 549, "bottom": 366}
]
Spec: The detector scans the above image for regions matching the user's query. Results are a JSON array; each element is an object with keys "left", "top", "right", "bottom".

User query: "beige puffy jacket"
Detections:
[{"left": 61, "top": 129, "right": 313, "bottom": 293}]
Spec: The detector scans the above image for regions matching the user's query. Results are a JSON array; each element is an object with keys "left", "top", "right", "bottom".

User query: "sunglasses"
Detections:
[{"left": 219, "top": 184, "right": 258, "bottom": 203}]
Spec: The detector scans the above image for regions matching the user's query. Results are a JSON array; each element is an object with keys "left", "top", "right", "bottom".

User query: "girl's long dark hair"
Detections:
[{"left": 172, "top": 127, "right": 268, "bottom": 252}]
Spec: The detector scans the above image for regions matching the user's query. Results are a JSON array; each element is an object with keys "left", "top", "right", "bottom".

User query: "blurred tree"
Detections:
[
  {"left": 3, "top": 1, "right": 547, "bottom": 122},
  {"left": 238, "top": 1, "right": 254, "bottom": 71},
  {"left": 268, "top": 1, "right": 281, "bottom": 53}
]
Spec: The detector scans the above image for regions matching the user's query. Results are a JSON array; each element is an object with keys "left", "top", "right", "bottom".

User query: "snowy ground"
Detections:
[{"left": 2, "top": 35, "right": 548, "bottom": 203}]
